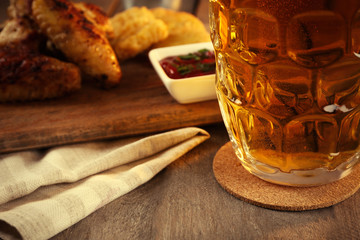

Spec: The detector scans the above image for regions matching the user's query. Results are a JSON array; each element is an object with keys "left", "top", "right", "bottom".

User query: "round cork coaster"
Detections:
[{"left": 213, "top": 142, "right": 360, "bottom": 211}]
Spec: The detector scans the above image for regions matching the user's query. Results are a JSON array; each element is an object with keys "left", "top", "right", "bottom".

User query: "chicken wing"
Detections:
[
  {"left": 32, "top": 0, "right": 121, "bottom": 88},
  {"left": 74, "top": 2, "right": 114, "bottom": 40},
  {"left": 0, "top": 49, "right": 81, "bottom": 102},
  {"left": 0, "top": 18, "right": 81, "bottom": 102},
  {"left": 0, "top": 17, "right": 43, "bottom": 49},
  {"left": 7, "top": 0, "right": 33, "bottom": 19}
]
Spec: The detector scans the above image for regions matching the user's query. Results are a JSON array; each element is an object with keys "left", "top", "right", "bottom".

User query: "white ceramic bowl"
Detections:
[{"left": 148, "top": 42, "right": 216, "bottom": 104}]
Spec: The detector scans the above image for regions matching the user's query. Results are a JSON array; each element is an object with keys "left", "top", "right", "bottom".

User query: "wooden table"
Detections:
[
  {"left": 2, "top": 1, "right": 360, "bottom": 239},
  {"left": 50, "top": 122, "right": 360, "bottom": 240}
]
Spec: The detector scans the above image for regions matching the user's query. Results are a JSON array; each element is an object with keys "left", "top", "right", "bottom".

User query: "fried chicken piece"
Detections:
[
  {"left": 7, "top": 0, "right": 33, "bottom": 19},
  {"left": 150, "top": 8, "right": 210, "bottom": 48},
  {"left": 0, "top": 18, "right": 81, "bottom": 102},
  {"left": 110, "top": 7, "right": 169, "bottom": 61},
  {"left": 32, "top": 0, "right": 121, "bottom": 88},
  {"left": 0, "top": 46, "right": 81, "bottom": 102},
  {"left": 74, "top": 2, "right": 114, "bottom": 40},
  {"left": 0, "top": 17, "right": 42, "bottom": 49}
]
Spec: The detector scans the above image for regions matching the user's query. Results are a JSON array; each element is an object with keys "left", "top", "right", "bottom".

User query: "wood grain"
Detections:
[
  {"left": 0, "top": 54, "right": 222, "bottom": 153},
  {"left": 49, "top": 124, "right": 360, "bottom": 240}
]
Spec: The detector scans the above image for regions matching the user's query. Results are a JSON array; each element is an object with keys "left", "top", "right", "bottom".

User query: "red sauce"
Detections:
[{"left": 160, "top": 49, "right": 215, "bottom": 79}]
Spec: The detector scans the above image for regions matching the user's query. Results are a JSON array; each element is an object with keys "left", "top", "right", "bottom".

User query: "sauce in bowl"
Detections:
[{"left": 159, "top": 49, "right": 215, "bottom": 79}]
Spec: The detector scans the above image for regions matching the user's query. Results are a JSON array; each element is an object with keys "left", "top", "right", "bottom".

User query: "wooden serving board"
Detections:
[{"left": 0, "top": 55, "right": 222, "bottom": 153}]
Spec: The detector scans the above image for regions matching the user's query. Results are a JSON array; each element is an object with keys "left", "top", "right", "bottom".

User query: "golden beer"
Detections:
[{"left": 210, "top": 0, "right": 360, "bottom": 185}]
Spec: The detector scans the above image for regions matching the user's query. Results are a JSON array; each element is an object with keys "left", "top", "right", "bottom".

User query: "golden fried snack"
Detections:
[
  {"left": 32, "top": 0, "right": 121, "bottom": 88},
  {"left": 110, "top": 7, "right": 168, "bottom": 61},
  {"left": 150, "top": 8, "right": 210, "bottom": 48}
]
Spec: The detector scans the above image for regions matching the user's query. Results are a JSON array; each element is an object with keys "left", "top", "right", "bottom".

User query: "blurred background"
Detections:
[
  {"left": 110, "top": 0, "right": 200, "bottom": 14},
  {"left": 0, "top": 0, "right": 202, "bottom": 23}
]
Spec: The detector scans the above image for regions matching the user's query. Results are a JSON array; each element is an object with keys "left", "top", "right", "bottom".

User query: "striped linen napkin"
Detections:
[{"left": 0, "top": 127, "right": 210, "bottom": 240}]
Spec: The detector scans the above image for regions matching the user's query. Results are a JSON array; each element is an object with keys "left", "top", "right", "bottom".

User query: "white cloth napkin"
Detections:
[{"left": 0, "top": 127, "right": 210, "bottom": 240}]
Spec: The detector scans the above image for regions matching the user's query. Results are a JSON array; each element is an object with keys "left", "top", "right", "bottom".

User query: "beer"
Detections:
[{"left": 210, "top": 0, "right": 360, "bottom": 185}]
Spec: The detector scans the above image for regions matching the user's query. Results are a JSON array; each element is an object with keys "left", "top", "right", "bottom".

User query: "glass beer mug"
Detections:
[{"left": 209, "top": 0, "right": 360, "bottom": 186}]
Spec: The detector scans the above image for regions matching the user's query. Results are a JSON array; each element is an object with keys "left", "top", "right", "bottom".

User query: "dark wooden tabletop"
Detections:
[
  {"left": 51, "top": 123, "right": 360, "bottom": 240},
  {"left": 2, "top": 0, "right": 360, "bottom": 239}
]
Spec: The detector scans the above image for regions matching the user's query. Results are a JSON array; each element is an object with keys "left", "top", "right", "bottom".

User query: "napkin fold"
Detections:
[{"left": 0, "top": 127, "right": 210, "bottom": 240}]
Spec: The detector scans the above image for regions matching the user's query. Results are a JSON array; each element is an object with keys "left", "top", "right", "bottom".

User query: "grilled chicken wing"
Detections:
[
  {"left": 7, "top": 0, "right": 33, "bottom": 19},
  {"left": 74, "top": 2, "right": 114, "bottom": 40},
  {"left": 32, "top": 0, "right": 121, "bottom": 88},
  {"left": 0, "top": 46, "right": 81, "bottom": 102},
  {"left": 0, "top": 18, "right": 81, "bottom": 102},
  {"left": 0, "top": 17, "right": 42, "bottom": 49}
]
